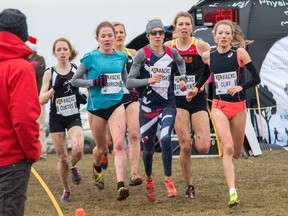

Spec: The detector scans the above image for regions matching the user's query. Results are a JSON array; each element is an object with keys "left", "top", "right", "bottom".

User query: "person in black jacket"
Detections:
[{"left": 26, "top": 35, "right": 47, "bottom": 161}]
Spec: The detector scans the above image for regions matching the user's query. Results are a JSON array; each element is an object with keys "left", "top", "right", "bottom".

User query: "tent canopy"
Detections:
[{"left": 127, "top": 0, "right": 288, "bottom": 145}]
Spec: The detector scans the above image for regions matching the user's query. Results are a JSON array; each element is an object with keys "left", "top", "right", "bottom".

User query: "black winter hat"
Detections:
[{"left": 0, "top": 8, "right": 28, "bottom": 42}]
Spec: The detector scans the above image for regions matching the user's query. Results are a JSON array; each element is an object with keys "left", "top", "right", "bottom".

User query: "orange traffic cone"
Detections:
[{"left": 76, "top": 208, "right": 85, "bottom": 216}]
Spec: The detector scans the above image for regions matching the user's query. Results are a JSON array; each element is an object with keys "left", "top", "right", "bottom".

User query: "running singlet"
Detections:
[
  {"left": 50, "top": 63, "right": 79, "bottom": 117},
  {"left": 209, "top": 47, "right": 245, "bottom": 102},
  {"left": 81, "top": 49, "right": 127, "bottom": 111},
  {"left": 123, "top": 48, "right": 133, "bottom": 95},
  {"left": 139, "top": 46, "right": 176, "bottom": 113},
  {"left": 172, "top": 37, "right": 205, "bottom": 98}
]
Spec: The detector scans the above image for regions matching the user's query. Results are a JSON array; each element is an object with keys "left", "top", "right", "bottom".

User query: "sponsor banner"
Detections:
[{"left": 258, "top": 36, "right": 288, "bottom": 146}]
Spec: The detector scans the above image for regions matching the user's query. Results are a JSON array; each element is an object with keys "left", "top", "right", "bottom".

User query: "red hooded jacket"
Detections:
[{"left": 0, "top": 32, "right": 41, "bottom": 166}]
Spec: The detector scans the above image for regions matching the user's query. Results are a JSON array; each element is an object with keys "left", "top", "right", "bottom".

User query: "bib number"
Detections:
[
  {"left": 174, "top": 75, "right": 195, "bottom": 96},
  {"left": 56, "top": 95, "right": 78, "bottom": 116},
  {"left": 214, "top": 71, "right": 237, "bottom": 95},
  {"left": 101, "top": 73, "right": 122, "bottom": 94}
]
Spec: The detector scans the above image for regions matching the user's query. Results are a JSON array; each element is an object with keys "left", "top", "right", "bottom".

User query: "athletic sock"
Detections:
[
  {"left": 229, "top": 187, "right": 236, "bottom": 195},
  {"left": 94, "top": 165, "right": 102, "bottom": 173},
  {"left": 117, "top": 181, "right": 125, "bottom": 190}
]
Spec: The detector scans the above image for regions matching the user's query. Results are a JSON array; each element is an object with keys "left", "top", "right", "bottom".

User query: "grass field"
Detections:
[{"left": 25, "top": 150, "right": 288, "bottom": 216}]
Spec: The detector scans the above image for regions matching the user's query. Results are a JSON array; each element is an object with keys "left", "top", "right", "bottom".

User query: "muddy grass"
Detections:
[{"left": 25, "top": 150, "right": 288, "bottom": 216}]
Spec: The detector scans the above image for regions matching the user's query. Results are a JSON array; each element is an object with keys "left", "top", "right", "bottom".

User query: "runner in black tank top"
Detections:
[
  {"left": 187, "top": 20, "right": 260, "bottom": 207},
  {"left": 164, "top": 11, "right": 211, "bottom": 199},
  {"left": 39, "top": 38, "right": 84, "bottom": 203},
  {"left": 210, "top": 47, "right": 246, "bottom": 102}
]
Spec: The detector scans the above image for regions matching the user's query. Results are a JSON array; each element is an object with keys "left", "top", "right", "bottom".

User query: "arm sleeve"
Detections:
[
  {"left": 171, "top": 48, "right": 186, "bottom": 80},
  {"left": 195, "top": 63, "right": 211, "bottom": 89},
  {"left": 240, "top": 61, "right": 261, "bottom": 90},
  {"left": 10, "top": 62, "right": 41, "bottom": 163},
  {"left": 122, "top": 66, "right": 128, "bottom": 86},
  {"left": 71, "top": 63, "right": 94, "bottom": 88},
  {"left": 126, "top": 49, "right": 149, "bottom": 88}
]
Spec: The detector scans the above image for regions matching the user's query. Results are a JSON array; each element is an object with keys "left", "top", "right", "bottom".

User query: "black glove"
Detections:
[
  {"left": 53, "top": 77, "right": 68, "bottom": 92},
  {"left": 78, "top": 94, "right": 87, "bottom": 105},
  {"left": 128, "top": 88, "right": 139, "bottom": 102},
  {"left": 93, "top": 74, "right": 108, "bottom": 87}
]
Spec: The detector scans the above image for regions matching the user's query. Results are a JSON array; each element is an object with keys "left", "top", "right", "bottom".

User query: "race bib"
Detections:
[
  {"left": 101, "top": 73, "right": 122, "bottom": 94},
  {"left": 174, "top": 75, "right": 195, "bottom": 96},
  {"left": 214, "top": 71, "right": 237, "bottom": 95},
  {"left": 56, "top": 95, "right": 78, "bottom": 116},
  {"left": 149, "top": 66, "right": 171, "bottom": 88}
]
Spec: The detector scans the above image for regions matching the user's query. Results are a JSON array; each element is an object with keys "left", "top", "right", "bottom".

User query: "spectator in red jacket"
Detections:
[{"left": 0, "top": 8, "right": 41, "bottom": 216}]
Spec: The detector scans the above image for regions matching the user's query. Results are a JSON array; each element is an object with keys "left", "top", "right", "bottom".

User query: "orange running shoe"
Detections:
[
  {"left": 145, "top": 178, "right": 156, "bottom": 202},
  {"left": 129, "top": 173, "right": 143, "bottom": 186},
  {"left": 164, "top": 179, "right": 177, "bottom": 197}
]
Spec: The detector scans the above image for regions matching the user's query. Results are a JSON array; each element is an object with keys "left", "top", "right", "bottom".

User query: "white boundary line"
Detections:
[{"left": 172, "top": 155, "right": 219, "bottom": 159}]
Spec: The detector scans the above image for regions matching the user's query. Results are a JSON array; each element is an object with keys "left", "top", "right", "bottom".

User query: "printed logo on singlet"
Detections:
[
  {"left": 101, "top": 73, "right": 122, "bottom": 94},
  {"left": 174, "top": 75, "right": 195, "bottom": 96},
  {"left": 183, "top": 56, "right": 193, "bottom": 63},
  {"left": 228, "top": 52, "right": 233, "bottom": 58},
  {"left": 64, "top": 80, "right": 73, "bottom": 94},
  {"left": 188, "top": 46, "right": 196, "bottom": 53},
  {"left": 214, "top": 71, "right": 237, "bottom": 95}
]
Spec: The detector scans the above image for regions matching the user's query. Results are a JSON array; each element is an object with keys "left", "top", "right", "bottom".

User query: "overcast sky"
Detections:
[{"left": 1, "top": 0, "right": 198, "bottom": 67}]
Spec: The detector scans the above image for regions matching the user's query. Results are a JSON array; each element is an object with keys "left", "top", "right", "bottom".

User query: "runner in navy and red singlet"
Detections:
[{"left": 127, "top": 19, "right": 187, "bottom": 202}]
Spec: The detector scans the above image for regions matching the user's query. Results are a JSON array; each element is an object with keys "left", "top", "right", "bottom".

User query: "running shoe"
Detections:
[
  {"left": 164, "top": 179, "right": 177, "bottom": 197},
  {"left": 145, "top": 178, "right": 156, "bottom": 202},
  {"left": 228, "top": 192, "right": 239, "bottom": 207},
  {"left": 70, "top": 166, "right": 81, "bottom": 185},
  {"left": 129, "top": 173, "right": 143, "bottom": 186},
  {"left": 60, "top": 189, "right": 71, "bottom": 203},
  {"left": 93, "top": 167, "right": 105, "bottom": 190},
  {"left": 185, "top": 185, "right": 195, "bottom": 199},
  {"left": 101, "top": 153, "right": 109, "bottom": 170},
  {"left": 117, "top": 187, "right": 129, "bottom": 201}
]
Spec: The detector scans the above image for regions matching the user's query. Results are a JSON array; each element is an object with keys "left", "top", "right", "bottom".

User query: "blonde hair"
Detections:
[
  {"left": 213, "top": 20, "right": 253, "bottom": 48},
  {"left": 111, "top": 21, "right": 126, "bottom": 33},
  {"left": 232, "top": 23, "right": 254, "bottom": 48}
]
